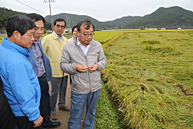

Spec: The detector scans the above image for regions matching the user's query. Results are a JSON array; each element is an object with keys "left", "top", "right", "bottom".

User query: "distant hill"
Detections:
[
  {"left": 0, "top": 7, "right": 26, "bottom": 29},
  {"left": 104, "top": 16, "right": 141, "bottom": 28},
  {"left": 45, "top": 13, "right": 141, "bottom": 30},
  {"left": 44, "top": 13, "right": 112, "bottom": 30},
  {"left": 45, "top": 6, "right": 193, "bottom": 29},
  {"left": 124, "top": 6, "right": 193, "bottom": 28},
  {"left": 1, "top": 6, "right": 193, "bottom": 30},
  {"left": 0, "top": 7, "right": 51, "bottom": 30}
]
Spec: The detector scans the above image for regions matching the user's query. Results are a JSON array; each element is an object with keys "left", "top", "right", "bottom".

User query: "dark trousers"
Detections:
[
  {"left": 0, "top": 78, "right": 17, "bottom": 129},
  {"left": 16, "top": 116, "right": 43, "bottom": 129},
  {"left": 38, "top": 77, "right": 52, "bottom": 126},
  {"left": 50, "top": 76, "right": 68, "bottom": 113}
]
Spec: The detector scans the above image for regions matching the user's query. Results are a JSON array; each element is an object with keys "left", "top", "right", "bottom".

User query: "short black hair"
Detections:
[
  {"left": 54, "top": 18, "right": 66, "bottom": 27},
  {"left": 6, "top": 14, "right": 36, "bottom": 37},
  {"left": 72, "top": 25, "right": 77, "bottom": 33},
  {"left": 77, "top": 19, "right": 95, "bottom": 32},
  {"left": 26, "top": 13, "right": 45, "bottom": 25}
]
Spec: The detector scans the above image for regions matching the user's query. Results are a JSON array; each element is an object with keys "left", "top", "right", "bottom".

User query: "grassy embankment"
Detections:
[{"left": 101, "top": 29, "right": 193, "bottom": 129}]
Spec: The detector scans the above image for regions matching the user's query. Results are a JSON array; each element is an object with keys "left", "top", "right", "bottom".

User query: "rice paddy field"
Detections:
[
  {"left": 93, "top": 30, "right": 122, "bottom": 44},
  {"left": 100, "top": 29, "right": 193, "bottom": 129}
]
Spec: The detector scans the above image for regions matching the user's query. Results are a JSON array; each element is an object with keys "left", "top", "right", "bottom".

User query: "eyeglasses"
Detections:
[
  {"left": 83, "top": 33, "right": 95, "bottom": 37},
  {"left": 55, "top": 24, "right": 65, "bottom": 28}
]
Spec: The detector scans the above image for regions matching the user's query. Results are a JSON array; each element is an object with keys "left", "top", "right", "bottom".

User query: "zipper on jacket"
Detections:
[
  {"left": 85, "top": 55, "right": 91, "bottom": 92},
  {"left": 76, "top": 42, "right": 92, "bottom": 92}
]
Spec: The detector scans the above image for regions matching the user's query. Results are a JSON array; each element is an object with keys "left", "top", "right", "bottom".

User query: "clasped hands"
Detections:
[{"left": 75, "top": 64, "right": 98, "bottom": 72}]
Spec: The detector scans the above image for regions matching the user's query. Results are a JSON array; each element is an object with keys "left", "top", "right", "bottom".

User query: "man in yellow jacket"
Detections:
[{"left": 42, "top": 18, "right": 70, "bottom": 120}]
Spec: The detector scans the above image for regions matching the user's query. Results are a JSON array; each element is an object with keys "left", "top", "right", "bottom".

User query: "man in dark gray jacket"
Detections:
[{"left": 60, "top": 19, "right": 107, "bottom": 129}]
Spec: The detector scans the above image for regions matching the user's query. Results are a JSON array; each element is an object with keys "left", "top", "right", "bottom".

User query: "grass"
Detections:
[
  {"left": 95, "top": 81, "right": 124, "bottom": 129},
  {"left": 101, "top": 29, "right": 193, "bottom": 128}
]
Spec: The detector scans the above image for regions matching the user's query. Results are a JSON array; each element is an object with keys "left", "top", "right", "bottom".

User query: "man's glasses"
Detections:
[
  {"left": 56, "top": 24, "right": 65, "bottom": 28},
  {"left": 83, "top": 33, "right": 95, "bottom": 37}
]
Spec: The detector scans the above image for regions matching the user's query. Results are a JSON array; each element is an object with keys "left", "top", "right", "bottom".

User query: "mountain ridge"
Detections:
[
  {"left": 124, "top": 6, "right": 193, "bottom": 28},
  {"left": 45, "top": 6, "right": 193, "bottom": 29},
  {"left": 0, "top": 6, "right": 193, "bottom": 30}
]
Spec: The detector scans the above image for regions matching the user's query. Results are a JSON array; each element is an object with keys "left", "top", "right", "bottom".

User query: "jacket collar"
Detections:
[{"left": 1, "top": 37, "right": 30, "bottom": 57}]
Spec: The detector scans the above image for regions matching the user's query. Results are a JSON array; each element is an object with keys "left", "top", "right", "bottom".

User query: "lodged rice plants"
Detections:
[{"left": 101, "top": 29, "right": 193, "bottom": 128}]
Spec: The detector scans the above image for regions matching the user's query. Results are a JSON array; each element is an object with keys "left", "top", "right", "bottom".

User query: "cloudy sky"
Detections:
[{"left": 0, "top": 0, "right": 193, "bottom": 21}]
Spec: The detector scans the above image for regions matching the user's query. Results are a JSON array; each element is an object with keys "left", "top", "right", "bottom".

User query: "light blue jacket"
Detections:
[
  {"left": 26, "top": 39, "right": 52, "bottom": 82},
  {"left": 0, "top": 37, "right": 41, "bottom": 121}
]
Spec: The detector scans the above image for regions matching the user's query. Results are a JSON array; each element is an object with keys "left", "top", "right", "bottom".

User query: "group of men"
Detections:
[{"left": 0, "top": 13, "right": 107, "bottom": 129}]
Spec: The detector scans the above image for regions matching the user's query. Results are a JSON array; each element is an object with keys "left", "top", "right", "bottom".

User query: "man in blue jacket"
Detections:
[
  {"left": 0, "top": 14, "right": 43, "bottom": 129},
  {"left": 26, "top": 13, "right": 61, "bottom": 128}
]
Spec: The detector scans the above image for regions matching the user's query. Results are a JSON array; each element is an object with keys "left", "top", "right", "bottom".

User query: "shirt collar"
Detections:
[
  {"left": 54, "top": 31, "right": 63, "bottom": 41},
  {"left": 33, "top": 39, "right": 41, "bottom": 45},
  {"left": 76, "top": 37, "right": 92, "bottom": 47},
  {"left": 77, "top": 37, "right": 81, "bottom": 46}
]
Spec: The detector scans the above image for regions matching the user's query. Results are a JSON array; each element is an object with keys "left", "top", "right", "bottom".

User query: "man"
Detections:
[
  {"left": 0, "top": 77, "right": 18, "bottom": 129},
  {"left": 26, "top": 13, "right": 61, "bottom": 128},
  {"left": 42, "top": 18, "right": 70, "bottom": 120},
  {"left": 60, "top": 19, "right": 107, "bottom": 129},
  {"left": 0, "top": 14, "right": 43, "bottom": 129}
]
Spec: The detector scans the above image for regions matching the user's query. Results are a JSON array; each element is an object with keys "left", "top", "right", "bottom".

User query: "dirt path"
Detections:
[{"left": 48, "top": 77, "right": 85, "bottom": 129}]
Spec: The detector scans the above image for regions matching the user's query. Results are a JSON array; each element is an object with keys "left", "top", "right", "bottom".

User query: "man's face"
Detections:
[
  {"left": 54, "top": 21, "right": 65, "bottom": 36},
  {"left": 34, "top": 20, "right": 44, "bottom": 41},
  {"left": 77, "top": 24, "right": 94, "bottom": 46},
  {"left": 16, "top": 29, "right": 34, "bottom": 48}
]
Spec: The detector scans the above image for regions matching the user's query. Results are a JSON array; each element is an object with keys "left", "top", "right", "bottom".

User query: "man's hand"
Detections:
[
  {"left": 88, "top": 64, "right": 98, "bottom": 72},
  {"left": 75, "top": 64, "right": 88, "bottom": 72},
  {"left": 33, "top": 115, "right": 43, "bottom": 127}
]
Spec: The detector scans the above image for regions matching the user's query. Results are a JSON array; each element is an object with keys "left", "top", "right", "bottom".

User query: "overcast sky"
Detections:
[{"left": 1, "top": 0, "right": 193, "bottom": 22}]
